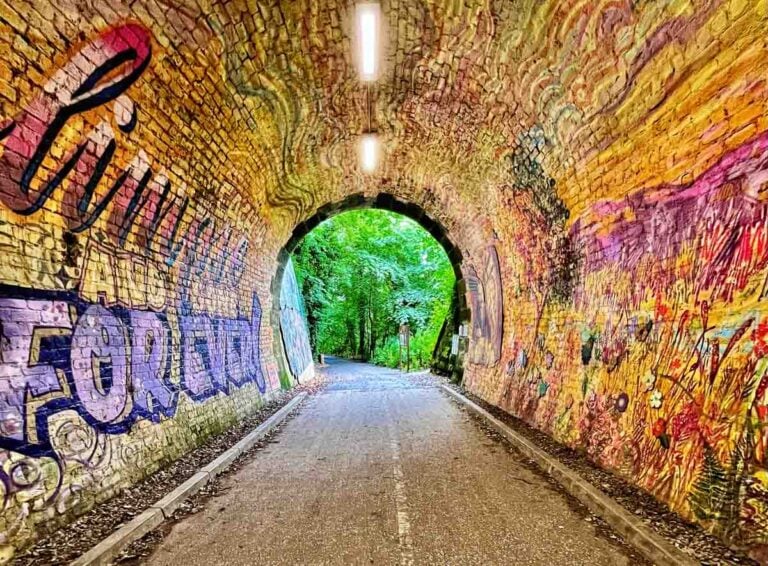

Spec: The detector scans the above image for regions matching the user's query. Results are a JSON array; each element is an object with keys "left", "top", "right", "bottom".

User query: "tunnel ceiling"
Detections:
[
  {"left": 205, "top": 0, "right": 764, "bottom": 226},
  {"left": 5, "top": 0, "right": 760, "bottom": 245}
]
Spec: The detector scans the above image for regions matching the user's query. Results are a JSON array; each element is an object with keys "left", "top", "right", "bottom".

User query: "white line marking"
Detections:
[{"left": 389, "top": 429, "right": 414, "bottom": 566}]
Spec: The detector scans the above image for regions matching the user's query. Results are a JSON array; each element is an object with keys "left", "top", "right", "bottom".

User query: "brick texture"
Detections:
[{"left": 0, "top": 0, "right": 767, "bottom": 561}]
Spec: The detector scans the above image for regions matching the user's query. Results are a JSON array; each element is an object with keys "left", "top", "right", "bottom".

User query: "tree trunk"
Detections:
[
  {"left": 358, "top": 308, "right": 367, "bottom": 360},
  {"left": 346, "top": 318, "right": 356, "bottom": 357}
]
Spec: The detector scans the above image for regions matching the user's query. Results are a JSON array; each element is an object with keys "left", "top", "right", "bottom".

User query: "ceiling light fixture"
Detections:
[
  {"left": 356, "top": 2, "right": 380, "bottom": 81},
  {"left": 360, "top": 133, "right": 379, "bottom": 173}
]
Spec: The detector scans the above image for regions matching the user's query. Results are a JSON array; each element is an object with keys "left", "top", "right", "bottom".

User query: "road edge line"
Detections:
[
  {"left": 439, "top": 385, "right": 697, "bottom": 566},
  {"left": 70, "top": 391, "right": 308, "bottom": 566}
]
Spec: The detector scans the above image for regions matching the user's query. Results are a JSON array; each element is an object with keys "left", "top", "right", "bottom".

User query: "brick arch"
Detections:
[{"left": 270, "top": 192, "right": 471, "bottom": 377}]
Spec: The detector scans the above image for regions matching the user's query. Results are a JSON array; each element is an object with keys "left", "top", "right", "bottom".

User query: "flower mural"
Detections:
[
  {"left": 643, "top": 372, "right": 656, "bottom": 392},
  {"left": 480, "top": 15, "right": 768, "bottom": 549}
]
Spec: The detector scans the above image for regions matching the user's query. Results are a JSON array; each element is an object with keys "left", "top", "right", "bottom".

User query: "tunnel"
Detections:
[
  {"left": 0, "top": 0, "right": 767, "bottom": 562},
  {"left": 271, "top": 192, "right": 472, "bottom": 384}
]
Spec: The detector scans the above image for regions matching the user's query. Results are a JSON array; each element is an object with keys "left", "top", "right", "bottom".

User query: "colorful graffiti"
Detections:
[
  {"left": 0, "top": 288, "right": 265, "bottom": 458},
  {"left": 2, "top": 0, "right": 768, "bottom": 559},
  {"left": 0, "top": 19, "right": 278, "bottom": 555},
  {"left": 279, "top": 259, "right": 313, "bottom": 380},
  {"left": 0, "top": 24, "right": 187, "bottom": 250},
  {"left": 0, "top": 21, "right": 268, "bottom": 454},
  {"left": 466, "top": 245, "right": 503, "bottom": 366},
  {"left": 494, "top": 85, "right": 768, "bottom": 554}
]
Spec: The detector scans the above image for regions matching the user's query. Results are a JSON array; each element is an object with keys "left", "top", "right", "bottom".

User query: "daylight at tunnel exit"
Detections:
[{"left": 0, "top": 0, "right": 768, "bottom": 565}]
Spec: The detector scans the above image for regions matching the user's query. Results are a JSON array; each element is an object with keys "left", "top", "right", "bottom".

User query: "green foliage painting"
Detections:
[{"left": 291, "top": 209, "right": 455, "bottom": 369}]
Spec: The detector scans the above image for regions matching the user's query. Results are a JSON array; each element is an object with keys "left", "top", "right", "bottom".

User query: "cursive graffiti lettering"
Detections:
[{"left": 0, "top": 23, "right": 189, "bottom": 257}]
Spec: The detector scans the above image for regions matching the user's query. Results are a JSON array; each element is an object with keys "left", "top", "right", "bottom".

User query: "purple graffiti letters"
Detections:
[
  {"left": 225, "top": 318, "right": 252, "bottom": 387},
  {"left": 0, "top": 299, "right": 72, "bottom": 447},
  {"left": 0, "top": 289, "right": 265, "bottom": 457},
  {"left": 130, "top": 310, "right": 176, "bottom": 418},
  {"left": 71, "top": 304, "right": 131, "bottom": 423},
  {"left": 180, "top": 296, "right": 265, "bottom": 399},
  {"left": 181, "top": 315, "right": 226, "bottom": 398}
]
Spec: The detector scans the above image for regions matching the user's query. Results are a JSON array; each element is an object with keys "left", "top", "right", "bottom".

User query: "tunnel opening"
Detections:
[
  {"left": 290, "top": 209, "right": 455, "bottom": 370},
  {"left": 271, "top": 193, "right": 471, "bottom": 385}
]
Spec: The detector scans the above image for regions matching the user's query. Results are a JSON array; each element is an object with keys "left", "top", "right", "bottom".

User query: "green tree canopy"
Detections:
[{"left": 291, "top": 209, "right": 455, "bottom": 368}]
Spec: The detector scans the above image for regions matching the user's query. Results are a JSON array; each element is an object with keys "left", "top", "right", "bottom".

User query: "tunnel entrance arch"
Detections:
[{"left": 271, "top": 192, "right": 471, "bottom": 384}]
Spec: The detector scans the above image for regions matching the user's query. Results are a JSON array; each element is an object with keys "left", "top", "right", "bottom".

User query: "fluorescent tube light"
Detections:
[
  {"left": 360, "top": 133, "right": 379, "bottom": 173},
  {"left": 356, "top": 3, "right": 380, "bottom": 81}
]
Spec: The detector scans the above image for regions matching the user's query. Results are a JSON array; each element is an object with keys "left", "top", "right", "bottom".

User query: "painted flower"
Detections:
[
  {"left": 537, "top": 379, "right": 549, "bottom": 398},
  {"left": 652, "top": 418, "right": 669, "bottom": 449},
  {"left": 753, "top": 320, "right": 768, "bottom": 358},
  {"left": 670, "top": 401, "right": 701, "bottom": 442},
  {"left": 614, "top": 392, "right": 629, "bottom": 413},
  {"left": 651, "top": 418, "right": 667, "bottom": 437},
  {"left": 650, "top": 390, "right": 663, "bottom": 409},
  {"left": 642, "top": 371, "right": 656, "bottom": 391}
]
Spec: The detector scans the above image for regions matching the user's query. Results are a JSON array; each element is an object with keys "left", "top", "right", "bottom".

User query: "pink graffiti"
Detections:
[
  {"left": 0, "top": 23, "right": 186, "bottom": 251},
  {"left": 572, "top": 129, "right": 768, "bottom": 303}
]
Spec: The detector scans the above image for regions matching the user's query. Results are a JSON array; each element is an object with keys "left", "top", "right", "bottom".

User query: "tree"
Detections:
[{"left": 292, "top": 209, "right": 454, "bottom": 368}]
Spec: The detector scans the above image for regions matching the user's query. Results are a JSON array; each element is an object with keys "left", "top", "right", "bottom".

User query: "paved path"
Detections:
[{"left": 146, "top": 358, "right": 638, "bottom": 565}]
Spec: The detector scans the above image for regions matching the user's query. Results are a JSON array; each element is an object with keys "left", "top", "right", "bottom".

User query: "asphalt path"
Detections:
[{"left": 146, "top": 358, "right": 636, "bottom": 565}]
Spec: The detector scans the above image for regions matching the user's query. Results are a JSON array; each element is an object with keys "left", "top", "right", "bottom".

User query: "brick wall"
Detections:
[
  {"left": 0, "top": 11, "right": 291, "bottom": 558},
  {"left": 1, "top": 0, "right": 767, "bottom": 560}
]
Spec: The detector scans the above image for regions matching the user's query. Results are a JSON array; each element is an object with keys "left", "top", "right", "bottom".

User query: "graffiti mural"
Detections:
[
  {"left": 0, "top": 22, "right": 268, "bottom": 452},
  {"left": 466, "top": 245, "right": 503, "bottom": 366},
  {"left": 491, "top": 40, "right": 768, "bottom": 558},
  {"left": 0, "top": 288, "right": 265, "bottom": 458},
  {"left": 279, "top": 259, "right": 313, "bottom": 380},
  {"left": 0, "top": 20, "right": 274, "bottom": 555},
  {"left": 0, "top": 24, "right": 183, "bottom": 247}
]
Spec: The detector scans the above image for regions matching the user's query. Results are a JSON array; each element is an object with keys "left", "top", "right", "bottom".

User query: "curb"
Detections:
[
  {"left": 70, "top": 392, "right": 308, "bottom": 566},
  {"left": 439, "top": 385, "right": 697, "bottom": 566}
]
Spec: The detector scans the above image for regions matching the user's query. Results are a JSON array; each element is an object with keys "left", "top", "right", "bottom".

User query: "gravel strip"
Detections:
[
  {"left": 113, "top": 406, "right": 304, "bottom": 565},
  {"left": 451, "top": 396, "right": 654, "bottom": 565},
  {"left": 437, "top": 379, "right": 757, "bottom": 566},
  {"left": 11, "top": 377, "right": 325, "bottom": 566}
]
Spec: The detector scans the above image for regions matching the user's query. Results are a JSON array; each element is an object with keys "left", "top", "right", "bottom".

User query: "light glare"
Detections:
[
  {"left": 360, "top": 134, "right": 379, "bottom": 173},
  {"left": 356, "top": 3, "right": 380, "bottom": 81}
]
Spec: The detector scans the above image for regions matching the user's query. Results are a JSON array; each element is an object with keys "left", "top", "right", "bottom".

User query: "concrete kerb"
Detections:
[
  {"left": 439, "top": 385, "right": 697, "bottom": 566},
  {"left": 70, "top": 392, "right": 308, "bottom": 566}
]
